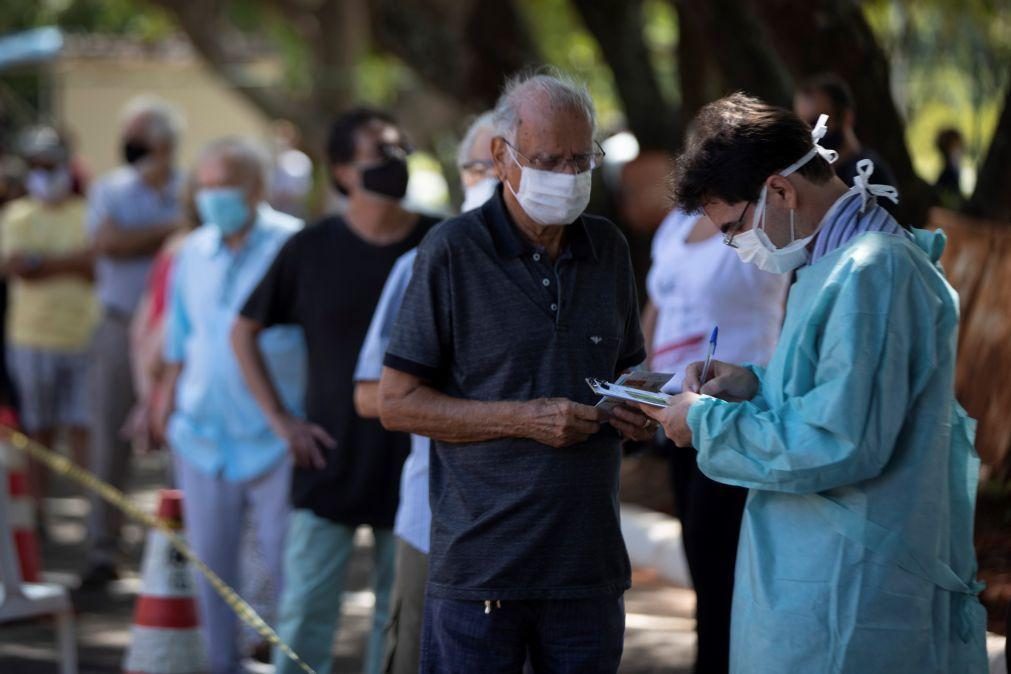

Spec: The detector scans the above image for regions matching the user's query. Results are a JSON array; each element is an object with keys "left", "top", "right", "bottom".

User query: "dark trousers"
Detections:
[
  {"left": 420, "top": 595, "right": 624, "bottom": 674},
  {"left": 669, "top": 441, "right": 748, "bottom": 674}
]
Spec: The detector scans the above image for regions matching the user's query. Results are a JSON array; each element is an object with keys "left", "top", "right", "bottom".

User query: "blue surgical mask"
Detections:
[{"left": 195, "top": 187, "right": 252, "bottom": 236}]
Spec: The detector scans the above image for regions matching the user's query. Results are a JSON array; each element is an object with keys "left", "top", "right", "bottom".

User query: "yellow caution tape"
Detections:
[{"left": 4, "top": 427, "right": 316, "bottom": 674}]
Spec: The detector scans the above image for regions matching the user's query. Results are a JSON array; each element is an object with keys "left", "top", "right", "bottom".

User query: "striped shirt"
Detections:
[{"left": 809, "top": 189, "right": 904, "bottom": 265}]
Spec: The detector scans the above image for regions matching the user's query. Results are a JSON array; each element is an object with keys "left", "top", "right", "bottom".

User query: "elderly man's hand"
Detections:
[
  {"left": 638, "top": 392, "right": 700, "bottom": 447},
  {"left": 683, "top": 359, "right": 759, "bottom": 401},
  {"left": 523, "top": 398, "right": 603, "bottom": 448},
  {"left": 607, "top": 404, "right": 659, "bottom": 442}
]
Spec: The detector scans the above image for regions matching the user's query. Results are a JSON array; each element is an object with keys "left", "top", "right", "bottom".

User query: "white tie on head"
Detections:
[
  {"left": 780, "top": 114, "right": 840, "bottom": 177},
  {"left": 852, "top": 158, "right": 899, "bottom": 213}
]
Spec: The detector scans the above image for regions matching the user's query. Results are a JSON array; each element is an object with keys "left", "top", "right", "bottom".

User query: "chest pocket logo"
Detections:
[{"left": 590, "top": 336, "right": 603, "bottom": 345}]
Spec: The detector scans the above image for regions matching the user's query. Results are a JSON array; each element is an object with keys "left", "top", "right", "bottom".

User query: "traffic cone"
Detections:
[
  {"left": 123, "top": 489, "right": 208, "bottom": 674},
  {"left": 0, "top": 406, "right": 41, "bottom": 583}
]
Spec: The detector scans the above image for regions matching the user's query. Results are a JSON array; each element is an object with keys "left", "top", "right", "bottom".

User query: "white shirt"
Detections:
[{"left": 646, "top": 209, "right": 789, "bottom": 382}]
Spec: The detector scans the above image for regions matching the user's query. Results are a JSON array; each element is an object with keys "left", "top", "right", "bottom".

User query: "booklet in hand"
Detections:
[{"left": 586, "top": 371, "right": 675, "bottom": 409}]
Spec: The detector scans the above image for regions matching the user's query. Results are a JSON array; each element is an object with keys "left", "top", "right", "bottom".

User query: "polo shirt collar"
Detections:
[{"left": 482, "top": 185, "right": 598, "bottom": 261}]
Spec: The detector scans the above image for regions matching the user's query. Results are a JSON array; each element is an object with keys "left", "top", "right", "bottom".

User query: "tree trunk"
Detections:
[
  {"left": 674, "top": 0, "right": 793, "bottom": 109},
  {"left": 969, "top": 75, "right": 1011, "bottom": 222},
  {"left": 369, "top": 0, "right": 541, "bottom": 112},
  {"left": 750, "top": 0, "right": 935, "bottom": 225},
  {"left": 570, "top": 0, "right": 681, "bottom": 151},
  {"left": 674, "top": 0, "right": 721, "bottom": 126}
]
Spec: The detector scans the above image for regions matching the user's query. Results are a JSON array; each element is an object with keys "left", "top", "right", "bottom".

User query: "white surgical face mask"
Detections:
[
  {"left": 26, "top": 167, "right": 72, "bottom": 204},
  {"left": 506, "top": 148, "right": 591, "bottom": 226},
  {"left": 461, "top": 176, "right": 498, "bottom": 212},
  {"left": 733, "top": 114, "right": 839, "bottom": 274}
]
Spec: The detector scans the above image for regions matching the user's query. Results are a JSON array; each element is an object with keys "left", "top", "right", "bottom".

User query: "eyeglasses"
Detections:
[
  {"left": 459, "top": 159, "right": 494, "bottom": 176},
  {"left": 504, "top": 140, "right": 605, "bottom": 174},
  {"left": 721, "top": 202, "right": 751, "bottom": 247}
]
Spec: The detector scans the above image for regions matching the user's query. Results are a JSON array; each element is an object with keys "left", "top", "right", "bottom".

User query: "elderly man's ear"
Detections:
[{"left": 491, "top": 137, "right": 512, "bottom": 181}]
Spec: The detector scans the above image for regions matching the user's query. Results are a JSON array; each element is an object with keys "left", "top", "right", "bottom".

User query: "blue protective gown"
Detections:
[{"left": 687, "top": 229, "right": 988, "bottom": 673}]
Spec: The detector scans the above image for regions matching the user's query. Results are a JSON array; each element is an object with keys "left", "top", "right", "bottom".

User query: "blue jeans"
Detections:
[
  {"left": 273, "top": 509, "right": 396, "bottom": 674},
  {"left": 420, "top": 595, "right": 625, "bottom": 674}
]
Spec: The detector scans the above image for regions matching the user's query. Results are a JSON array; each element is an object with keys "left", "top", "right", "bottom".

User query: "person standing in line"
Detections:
[
  {"left": 0, "top": 126, "right": 97, "bottom": 528},
  {"left": 82, "top": 96, "right": 184, "bottom": 588},
  {"left": 232, "top": 108, "right": 440, "bottom": 674},
  {"left": 378, "top": 72, "right": 656, "bottom": 674},
  {"left": 155, "top": 137, "right": 305, "bottom": 674}
]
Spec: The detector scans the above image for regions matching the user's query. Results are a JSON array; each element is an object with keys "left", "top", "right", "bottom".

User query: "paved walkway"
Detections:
[{"left": 1, "top": 453, "right": 695, "bottom": 673}]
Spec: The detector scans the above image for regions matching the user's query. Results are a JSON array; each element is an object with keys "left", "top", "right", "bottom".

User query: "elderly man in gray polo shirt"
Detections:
[
  {"left": 379, "top": 73, "right": 655, "bottom": 674},
  {"left": 81, "top": 96, "right": 183, "bottom": 588}
]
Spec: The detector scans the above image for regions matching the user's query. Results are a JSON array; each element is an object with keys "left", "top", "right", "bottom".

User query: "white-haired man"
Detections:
[
  {"left": 378, "top": 73, "right": 655, "bottom": 673},
  {"left": 156, "top": 137, "right": 305, "bottom": 674},
  {"left": 82, "top": 95, "right": 185, "bottom": 588},
  {"left": 352, "top": 110, "right": 497, "bottom": 674}
]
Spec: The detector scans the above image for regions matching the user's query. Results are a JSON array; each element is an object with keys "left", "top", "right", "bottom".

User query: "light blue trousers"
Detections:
[
  {"left": 173, "top": 453, "right": 291, "bottom": 674},
  {"left": 273, "top": 509, "right": 396, "bottom": 674}
]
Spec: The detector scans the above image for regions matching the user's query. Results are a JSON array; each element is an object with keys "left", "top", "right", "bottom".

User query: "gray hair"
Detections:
[
  {"left": 120, "top": 95, "right": 184, "bottom": 145},
  {"left": 197, "top": 136, "right": 269, "bottom": 192},
  {"left": 491, "top": 71, "right": 596, "bottom": 144},
  {"left": 456, "top": 111, "right": 496, "bottom": 168}
]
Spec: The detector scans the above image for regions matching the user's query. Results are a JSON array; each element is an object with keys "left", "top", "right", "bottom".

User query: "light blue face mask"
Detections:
[{"left": 195, "top": 187, "right": 252, "bottom": 236}]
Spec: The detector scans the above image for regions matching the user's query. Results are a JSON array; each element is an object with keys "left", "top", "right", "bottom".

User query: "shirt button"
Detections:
[
  {"left": 542, "top": 278, "right": 550, "bottom": 287},
  {"left": 532, "top": 252, "right": 541, "bottom": 262},
  {"left": 550, "top": 303, "right": 558, "bottom": 311}
]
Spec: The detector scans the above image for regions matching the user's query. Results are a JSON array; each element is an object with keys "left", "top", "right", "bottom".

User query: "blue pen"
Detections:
[{"left": 698, "top": 326, "right": 719, "bottom": 392}]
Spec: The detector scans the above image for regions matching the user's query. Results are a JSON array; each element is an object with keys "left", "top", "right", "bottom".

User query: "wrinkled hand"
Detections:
[
  {"left": 683, "top": 359, "right": 759, "bottom": 402},
  {"left": 638, "top": 392, "right": 700, "bottom": 447},
  {"left": 524, "top": 398, "right": 604, "bottom": 448},
  {"left": 274, "top": 413, "right": 335, "bottom": 469},
  {"left": 607, "top": 404, "right": 659, "bottom": 442}
]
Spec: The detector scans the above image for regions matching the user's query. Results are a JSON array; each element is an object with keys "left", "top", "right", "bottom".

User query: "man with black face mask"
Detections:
[
  {"left": 794, "top": 74, "right": 897, "bottom": 193},
  {"left": 232, "top": 108, "right": 439, "bottom": 674},
  {"left": 81, "top": 96, "right": 183, "bottom": 590}
]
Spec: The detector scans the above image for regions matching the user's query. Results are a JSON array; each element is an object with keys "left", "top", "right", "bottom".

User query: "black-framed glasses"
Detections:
[
  {"left": 721, "top": 202, "right": 751, "bottom": 247},
  {"left": 504, "top": 140, "right": 605, "bottom": 173}
]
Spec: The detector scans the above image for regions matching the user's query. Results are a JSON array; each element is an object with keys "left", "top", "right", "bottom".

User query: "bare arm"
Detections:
[
  {"left": 152, "top": 362, "right": 182, "bottom": 444},
  {"left": 354, "top": 381, "right": 380, "bottom": 419},
  {"left": 640, "top": 300, "right": 657, "bottom": 368},
  {"left": 231, "top": 315, "right": 335, "bottom": 467},
  {"left": 94, "top": 219, "right": 177, "bottom": 258},
  {"left": 378, "top": 366, "right": 603, "bottom": 447}
]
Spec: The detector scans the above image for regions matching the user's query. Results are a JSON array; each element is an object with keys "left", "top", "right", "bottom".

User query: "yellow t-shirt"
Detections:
[{"left": 0, "top": 197, "right": 98, "bottom": 351}]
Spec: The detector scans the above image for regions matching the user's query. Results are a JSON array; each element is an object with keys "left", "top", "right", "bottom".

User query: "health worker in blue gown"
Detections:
[{"left": 643, "top": 93, "right": 988, "bottom": 674}]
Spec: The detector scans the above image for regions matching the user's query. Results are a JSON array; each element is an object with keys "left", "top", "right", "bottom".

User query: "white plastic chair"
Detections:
[{"left": 0, "top": 450, "right": 78, "bottom": 674}]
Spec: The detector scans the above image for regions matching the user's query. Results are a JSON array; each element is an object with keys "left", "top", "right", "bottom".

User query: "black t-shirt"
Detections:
[
  {"left": 384, "top": 190, "right": 645, "bottom": 600},
  {"left": 241, "top": 212, "right": 440, "bottom": 526}
]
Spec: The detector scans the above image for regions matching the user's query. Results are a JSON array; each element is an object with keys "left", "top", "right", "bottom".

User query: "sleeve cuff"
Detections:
[{"left": 383, "top": 352, "right": 441, "bottom": 383}]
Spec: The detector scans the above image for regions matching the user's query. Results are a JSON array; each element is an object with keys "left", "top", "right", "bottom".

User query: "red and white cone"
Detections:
[
  {"left": 0, "top": 406, "right": 41, "bottom": 583},
  {"left": 123, "top": 489, "right": 208, "bottom": 674}
]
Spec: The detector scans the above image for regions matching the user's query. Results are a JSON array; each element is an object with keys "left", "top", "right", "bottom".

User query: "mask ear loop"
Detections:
[{"left": 789, "top": 208, "right": 796, "bottom": 242}]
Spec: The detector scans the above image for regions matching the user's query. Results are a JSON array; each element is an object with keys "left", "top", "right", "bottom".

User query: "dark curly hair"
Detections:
[{"left": 672, "top": 92, "right": 835, "bottom": 213}]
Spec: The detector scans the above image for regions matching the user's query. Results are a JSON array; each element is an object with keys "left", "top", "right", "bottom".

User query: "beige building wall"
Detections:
[{"left": 53, "top": 55, "right": 272, "bottom": 178}]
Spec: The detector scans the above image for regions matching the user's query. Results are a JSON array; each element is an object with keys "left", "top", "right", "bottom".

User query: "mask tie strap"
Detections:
[{"left": 852, "top": 159, "right": 900, "bottom": 213}]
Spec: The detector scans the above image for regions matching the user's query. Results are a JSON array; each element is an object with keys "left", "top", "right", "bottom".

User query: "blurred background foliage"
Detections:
[{"left": 1, "top": 0, "right": 1010, "bottom": 221}]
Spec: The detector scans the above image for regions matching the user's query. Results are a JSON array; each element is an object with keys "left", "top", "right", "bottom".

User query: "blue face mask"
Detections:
[{"left": 195, "top": 187, "right": 252, "bottom": 236}]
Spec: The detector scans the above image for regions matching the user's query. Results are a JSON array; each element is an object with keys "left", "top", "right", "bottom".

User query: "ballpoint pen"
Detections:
[{"left": 698, "top": 326, "right": 719, "bottom": 392}]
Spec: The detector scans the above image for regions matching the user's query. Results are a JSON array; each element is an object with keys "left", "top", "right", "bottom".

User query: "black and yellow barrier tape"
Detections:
[{"left": 3, "top": 426, "right": 316, "bottom": 674}]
